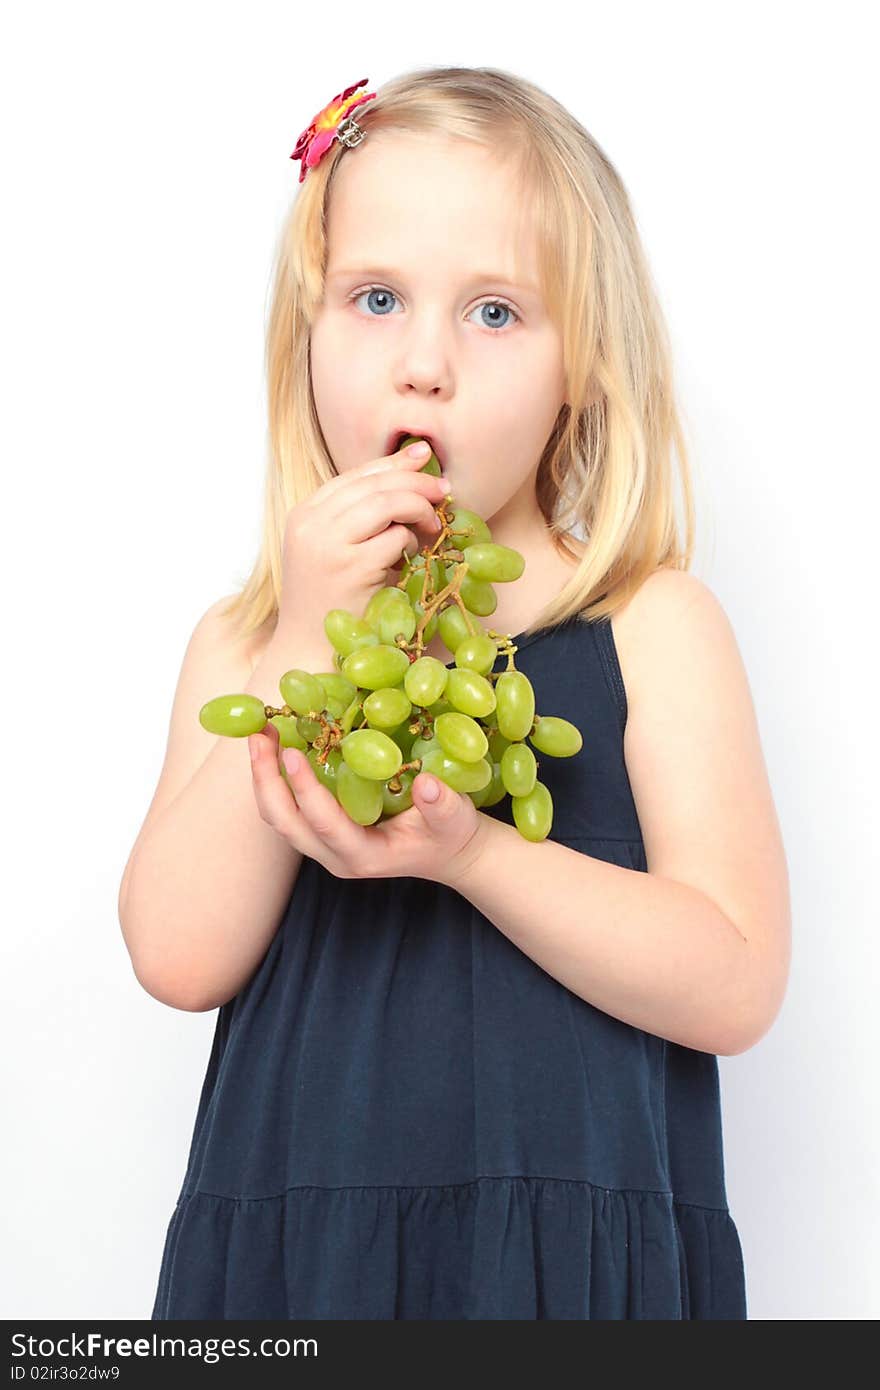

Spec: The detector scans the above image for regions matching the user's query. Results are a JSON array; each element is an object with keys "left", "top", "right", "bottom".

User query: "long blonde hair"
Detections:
[{"left": 221, "top": 65, "right": 697, "bottom": 643}]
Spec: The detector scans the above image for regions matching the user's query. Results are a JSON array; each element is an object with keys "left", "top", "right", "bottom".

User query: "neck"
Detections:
[
  {"left": 387, "top": 481, "right": 582, "bottom": 639},
  {"left": 482, "top": 483, "right": 550, "bottom": 563},
  {"left": 465, "top": 484, "right": 580, "bottom": 638}
]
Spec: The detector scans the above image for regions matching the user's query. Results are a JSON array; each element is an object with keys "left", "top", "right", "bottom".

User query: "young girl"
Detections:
[{"left": 122, "top": 66, "right": 790, "bottom": 1320}]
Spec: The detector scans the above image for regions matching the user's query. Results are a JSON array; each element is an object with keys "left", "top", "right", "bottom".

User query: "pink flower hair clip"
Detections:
[{"left": 290, "top": 78, "right": 378, "bottom": 183}]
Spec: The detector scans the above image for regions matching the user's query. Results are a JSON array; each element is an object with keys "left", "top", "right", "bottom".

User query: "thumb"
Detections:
[{"left": 413, "top": 771, "right": 457, "bottom": 819}]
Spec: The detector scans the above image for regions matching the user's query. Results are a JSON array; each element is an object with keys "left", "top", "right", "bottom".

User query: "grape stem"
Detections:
[
  {"left": 486, "top": 634, "right": 520, "bottom": 672},
  {"left": 392, "top": 501, "right": 486, "bottom": 661},
  {"left": 339, "top": 695, "right": 364, "bottom": 736}
]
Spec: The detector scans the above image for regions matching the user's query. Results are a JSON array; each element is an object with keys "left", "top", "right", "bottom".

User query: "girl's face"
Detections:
[{"left": 309, "top": 132, "right": 568, "bottom": 528}]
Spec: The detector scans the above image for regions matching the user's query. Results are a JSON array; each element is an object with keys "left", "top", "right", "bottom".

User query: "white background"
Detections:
[{"left": 2, "top": 0, "right": 877, "bottom": 1321}]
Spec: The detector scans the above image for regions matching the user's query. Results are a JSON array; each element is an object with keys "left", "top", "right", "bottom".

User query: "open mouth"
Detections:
[{"left": 387, "top": 429, "right": 446, "bottom": 468}]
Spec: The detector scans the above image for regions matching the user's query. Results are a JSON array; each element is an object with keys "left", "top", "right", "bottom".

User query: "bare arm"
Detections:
[
  {"left": 119, "top": 612, "right": 332, "bottom": 1012},
  {"left": 434, "top": 573, "right": 791, "bottom": 1056}
]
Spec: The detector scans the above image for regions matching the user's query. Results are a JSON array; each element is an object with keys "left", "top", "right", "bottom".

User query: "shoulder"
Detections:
[
  {"left": 203, "top": 593, "right": 273, "bottom": 676},
  {"left": 610, "top": 569, "right": 725, "bottom": 709},
  {"left": 610, "top": 566, "right": 750, "bottom": 765},
  {"left": 611, "top": 566, "right": 714, "bottom": 636},
  {"left": 173, "top": 592, "right": 261, "bottom": 711}
]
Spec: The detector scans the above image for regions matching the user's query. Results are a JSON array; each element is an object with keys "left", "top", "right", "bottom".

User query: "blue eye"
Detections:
[{"left": 349, "top": 286, "right": 520, "bottom": 331}]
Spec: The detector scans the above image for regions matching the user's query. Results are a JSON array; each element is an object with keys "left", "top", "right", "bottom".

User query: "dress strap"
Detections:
[{"left": 590, "top": 617, "right": 628, "bottom": 734}]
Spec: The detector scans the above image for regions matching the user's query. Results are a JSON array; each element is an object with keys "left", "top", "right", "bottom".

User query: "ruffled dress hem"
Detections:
[{"left": 152, "top": 1173, "right": 746, "bottom": 1320}]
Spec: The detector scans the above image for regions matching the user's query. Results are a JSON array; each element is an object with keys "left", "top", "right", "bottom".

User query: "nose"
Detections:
[{"left": 394, "top": 315, "right": 454, "bottom": 397}]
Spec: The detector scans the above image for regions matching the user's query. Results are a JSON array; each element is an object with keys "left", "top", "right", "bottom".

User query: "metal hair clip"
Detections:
[{"left": 290, "top": 78, "right": 377, "bottom": 182}]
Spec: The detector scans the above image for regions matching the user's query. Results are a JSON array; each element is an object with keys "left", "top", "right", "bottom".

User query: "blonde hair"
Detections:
[{"left": 221, "top": 65, "right": 697, "bottom": 644}]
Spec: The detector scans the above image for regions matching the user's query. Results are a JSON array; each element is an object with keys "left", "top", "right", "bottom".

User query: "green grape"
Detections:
[
  {"left": 446, "top": 667, "right": 497, "bottom": 718},
  {"left": 313, "top": 690, "right": 349, "bottom": 721},
  {"left": 459, "top": 542, "right": 525, "bottom": 584},
  {"left": 279, "top": 669, "right": 327, "bottom": 717},
  {"left": 363, "top": 586, "right": 406, "bottom": 628},
  {"left": 382, "top": 770, "right": 415, "bottom": 817},
  {"left": 315, "top": 672, "right": 357, "bottom": 707},
  {"left": 453, "top": 633, "right": 498, "bottom": 675},
  {"left": 325, "top": 609, "right": 380, "bottom": 657},
  {"left": 500, "top": 741, "right": 537, "bottom": 796},
  {"left": 404, "top": 570, "right": 423, "bottom": 606},
  {"left": 404, "top": 655, "right": 448, "bottom": 706},
  {"left": 487, "top": 727, "right": 512, "bottom": 762},
  {"left": 336, "top": 760, "right": 384, "bottom": 825},
  {"left": 341, "top": 643, "right": 410, "bottom": 690},
  {"left": 529, "top": 714, "right": 584, "bottom": 758},
  {"left": 411, "top": 734, "right": 436, "bottom": 760},
  {"left": 411, "top": 600, "right": 439, "bottom": 641},
  {"left": 511, "top": 780, "right": 553, "bottom": 842},
  {"left": 389, "top": 722, "right": 418, "bottom": 759},
  {"left": 398, "top": 435, "right": 443, "bottom": 477},
  {"left": 199, "top": 693, "right": 267, "bottom": 737},
  {"left": 437, "top": 604, "right": 483, "bottom": 655},
  {"left": 297, "top": 713, "right": 322, "bottom": 743},
  {"left": 376, "top": 600, "right": 417, "bottom": 646},
  {"left": 340, "top": 728, "right": 403, "bottom": 780},
  {"left": 403, "top": 556, "right": 446, "bottom": 604},
  {"left": 459, "top": 572, "right": 497, "bottom": 616},
  {"left": 479, "top": 760, "right": 508, "bottom": 808},
  {"left": 448, "top": 506, "right": 492, "bottom": 549},
  {"left": 363, "top": 686, "right": 412, "bottom": 730},
  {"left": 419, "top": 746, "right": 492, "bottom": 794},
  {"left": 495, "top": 670, "right": 535, "bottom": 741},
  {"left": 426, "top": 697, "right": 454, "bottom": 717},
  {"left": 467, "top": 778, "right": 493, "bottom": 808},
  {"left": 307, "top": 746, "right": 342, "bottom": 797},
  {"left": 269, "top": 713, "right": 308, "bottom": 750},
  {"left": 434, "top": 711, "right": 488, "bottom": 764}
]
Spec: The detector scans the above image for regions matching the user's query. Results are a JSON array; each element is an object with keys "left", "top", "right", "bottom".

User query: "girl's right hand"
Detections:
[{"left": 275, "top": 441, "right": 452, "bottom": 648}]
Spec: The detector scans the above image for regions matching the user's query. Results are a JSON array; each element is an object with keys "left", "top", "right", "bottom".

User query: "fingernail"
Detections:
[
  {"left": 420, "top": 775, "right": 440, "bottom": 802},
  {"left": 406, "top": 441, "right": 430, "bottom": 457},
  {"left": 249, "top": 738, "right": 259, "bottom": 763},
  {"left": 283, "top": 750, "right": 302, "bottom": 774}
]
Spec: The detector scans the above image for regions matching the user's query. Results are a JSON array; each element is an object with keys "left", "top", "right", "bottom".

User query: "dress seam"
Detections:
[
  {"left": 180, "top": 1173, "right": 731, "bottom": 1213},
  {"left": 590, "top": 617, "right": 628, "bottom": 734},
  {"left": 565, "top": 834, "right": 644, "bottom": 845}
]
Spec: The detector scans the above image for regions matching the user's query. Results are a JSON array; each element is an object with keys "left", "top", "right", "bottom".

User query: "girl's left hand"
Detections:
[{"left": 247, "top": 721, "right": 489, "bottom": 886}]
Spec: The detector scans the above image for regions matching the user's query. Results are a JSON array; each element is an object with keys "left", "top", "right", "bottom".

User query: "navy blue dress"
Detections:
[{"left": 151, "top": 613, "right": 747, "bottom": 1319}]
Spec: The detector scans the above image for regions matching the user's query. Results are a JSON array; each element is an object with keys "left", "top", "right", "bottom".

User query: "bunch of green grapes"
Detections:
[{"left": 199, "top": 437, "right": 583, "bottom": 842}]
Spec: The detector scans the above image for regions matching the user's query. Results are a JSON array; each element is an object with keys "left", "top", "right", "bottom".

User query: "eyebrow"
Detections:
[{"left": 327, "top": 265, "right": 540, "bottom": 296}]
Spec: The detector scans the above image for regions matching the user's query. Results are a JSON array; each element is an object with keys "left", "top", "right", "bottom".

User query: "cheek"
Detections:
[
  {"left": 310, "top": 312, "right": 347, "bottom": 381},
  {"left": 312, "top": 318, "right": 375, "bottom": 394},
  {"left": 310, "top": 331, "right": 352, "bottom": 419}
]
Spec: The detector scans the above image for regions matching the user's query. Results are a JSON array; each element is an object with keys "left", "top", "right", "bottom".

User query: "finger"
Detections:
[
  {"left": 278, "top": 746, "right": 374, "bottom": 859},
  {"left": 248, "top": 731, "right": 327, "bottom": 860},
  {"left": 315, "top": 468, "right": 450, "bottom": 527},
  {"left": 362, "top": 442, "right": 437, "bottom": 476},
  {"left": 302, "top": 442, "right": 448, "bottom": 509},
  {"left": 359, "top": 522, "right": 424, "bottom": 573},
  {"left": 336, "top": 488, "right": 444, "bottom": 548},
  {"left": 345, "top": 467, "right": 450, "bottom": 511}
]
